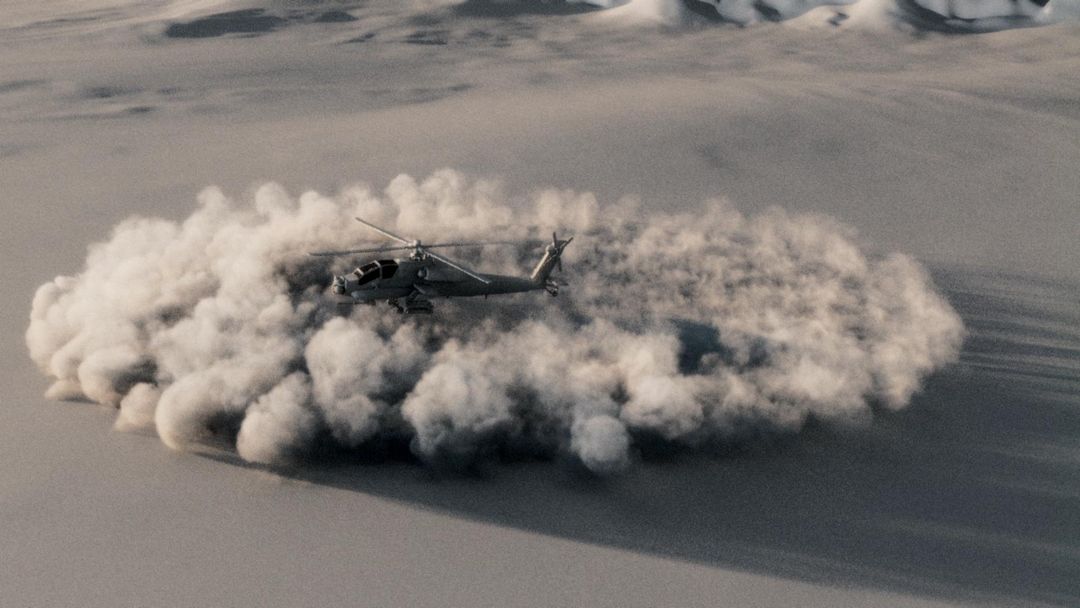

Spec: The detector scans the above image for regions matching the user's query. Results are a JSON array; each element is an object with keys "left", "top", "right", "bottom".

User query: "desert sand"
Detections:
[{"left": 2, "top": 1, "right": 1078, "bottom": 606}]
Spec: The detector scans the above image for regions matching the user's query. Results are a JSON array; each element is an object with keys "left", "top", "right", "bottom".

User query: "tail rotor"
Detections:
[
  {"left": 534, "top": 231, "right": 573, "bottom": 294},
  {"left": 550, "top": 231, "right": 573, "bottom": 273}
]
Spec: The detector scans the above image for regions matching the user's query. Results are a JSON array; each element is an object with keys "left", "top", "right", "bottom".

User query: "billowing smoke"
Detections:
[{"left": 26, "top": 170, "right": 964, "bottom": 473}]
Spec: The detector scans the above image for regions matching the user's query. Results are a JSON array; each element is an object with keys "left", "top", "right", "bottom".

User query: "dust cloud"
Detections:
[{"left": 27, "top": 170, "right": 964, "bottom": 472}]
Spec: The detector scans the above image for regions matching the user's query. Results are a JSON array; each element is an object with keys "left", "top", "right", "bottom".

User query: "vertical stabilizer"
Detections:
[{"left": 531, "top": 232, "right": 572, "bottom": 284}]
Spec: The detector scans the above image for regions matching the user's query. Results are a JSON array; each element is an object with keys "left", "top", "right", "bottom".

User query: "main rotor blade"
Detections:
[
  {"left": 309, "top": 239, "right": 548, "bottom": 257},
  {"left": 309, "top": 246, "right": 414, "bottom": 257},
  {"left": 425, "top": 250, "right": 491, "bottom": 284},
  {"left": 421, "top": 239, "right": 547, "bottom": 249},
  {"left": 354, "top": 217, "right": 412, "bottom": 246}
]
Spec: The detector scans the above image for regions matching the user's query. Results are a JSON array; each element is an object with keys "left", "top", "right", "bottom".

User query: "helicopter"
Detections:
[{"left": 310, "top": 218, "right": 573, "bottom": 314}]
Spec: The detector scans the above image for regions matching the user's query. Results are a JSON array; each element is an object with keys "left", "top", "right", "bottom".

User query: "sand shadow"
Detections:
[
  {"left": 164, "top": 10, "right": 288, "bottom": 39},
  {"left": 205, "top": 267, "right": 1080, "bottom": 606},
  {"left": 163, "top": 8, "right": 361, "bottom": 39},
  {"left": 451, "top": 0, "right": 605, "bottom": 18}
]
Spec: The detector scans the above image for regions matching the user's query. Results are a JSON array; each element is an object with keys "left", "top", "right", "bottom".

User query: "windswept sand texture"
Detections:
[{"left": 2, "top": 1, "right": 1079, "bottom": 606}]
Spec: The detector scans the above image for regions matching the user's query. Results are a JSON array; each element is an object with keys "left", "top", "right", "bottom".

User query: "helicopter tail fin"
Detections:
[{"left": 530, "top": 232, "right": 573, "bottom": 285}]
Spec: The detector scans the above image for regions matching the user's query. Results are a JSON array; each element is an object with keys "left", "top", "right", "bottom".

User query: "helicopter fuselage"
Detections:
[
  {"left": 334, "top": 257, "right": 548, "bottom": 306},
  {"left": 316, "top": 219, "right": 572, "bottom": 314}
]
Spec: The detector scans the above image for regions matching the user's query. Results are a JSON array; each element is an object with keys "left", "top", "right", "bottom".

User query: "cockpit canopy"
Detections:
[{"left": 353, "top": 259, "right": 399, "bottom": 286}]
